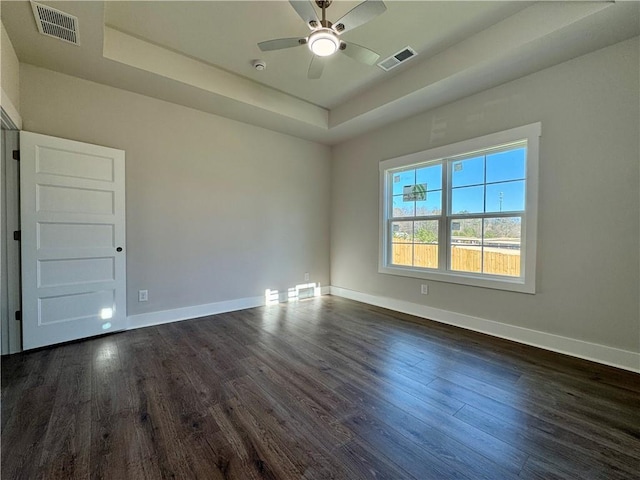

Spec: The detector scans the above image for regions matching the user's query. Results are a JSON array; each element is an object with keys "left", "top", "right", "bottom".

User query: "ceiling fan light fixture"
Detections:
[{"left": 308, "top": 28, "right": 340, "bottom": 57}]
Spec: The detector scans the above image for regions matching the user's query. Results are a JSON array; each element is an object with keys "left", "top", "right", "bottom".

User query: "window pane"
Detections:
[
  {"left": 416, "top": 190, "right": 442, "bottom": 216},
  {"left": 392, "top": 220, "right": 413, "bottom": 266},
  {"left": 414, "top": 220, "right": 438, "bottom": 244},
  {"left": 392, "top": 243, "right": 413, "bottom": 266},
  {"left": 486, "top": 147, "right": 525, "bottom": 183},
  {"left": 414, "top": 220, "right": 438, "bottom": 269},
  {"left": 451, "top": 185, "right": 484, "bottom": 214},
  {"left": 483, "top": 217, "right": 522, "bottom": 277},
  {"left": 416, "top": 164, "right": 442, "bottom": 191},
  {"left": 391, "top": 221, "right": 413, "bottom": 242},
  {"left": 451, "top": 218, "right": 482, "bottom": 240},
  {"left": 392, "top": 170, "right": 415, "bottom": 195},
  {"left": 485, "top": 180, "right": 525, "bottom": 213},
  {"left": 392, "top": 194, "right": 415, "bottom": 217},
  {"left": 450, "top": 218, "right": 482, "bottom": 273},
  {"left": 451, "top": 156, "right": 484, "bottom": 187}
]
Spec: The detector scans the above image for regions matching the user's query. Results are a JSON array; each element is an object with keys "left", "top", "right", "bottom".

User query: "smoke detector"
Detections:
[
  {"left": 30, "top": 1, "right": 80, "bottom": 45},
  {"left": 252, "top": 60, "right": 267, "bottom": 71}
]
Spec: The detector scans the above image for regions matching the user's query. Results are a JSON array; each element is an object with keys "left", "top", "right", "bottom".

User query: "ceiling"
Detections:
[
  {"left": 103, "top": 1, "right": 529, "bottom": 109},
  {"left": 2, "top": 1, "right": 639, "bottom": 144}
]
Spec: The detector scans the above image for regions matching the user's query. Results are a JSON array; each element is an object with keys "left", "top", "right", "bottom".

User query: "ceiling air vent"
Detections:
[
  {"left": 30, "top": 1, "right": 79, "bottom": 45},
  {"left": 378, "top": 46, "right": 417, "bottom": 72}
]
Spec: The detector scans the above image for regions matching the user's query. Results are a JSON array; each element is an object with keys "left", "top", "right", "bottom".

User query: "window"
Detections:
[{"left": 379, "top": 123, "right": 540, "bottom": 293}]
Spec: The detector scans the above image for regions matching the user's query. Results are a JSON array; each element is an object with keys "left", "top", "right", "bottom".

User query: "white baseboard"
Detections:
[
  {"left": 126, "top": 285, "right": 332, "bottom": 331},
  {"left": 329, "top": 286, "right": 640, "bottom": 373},
  {"left": 127, "top": 295, "right": 265, "bottom": 330}
]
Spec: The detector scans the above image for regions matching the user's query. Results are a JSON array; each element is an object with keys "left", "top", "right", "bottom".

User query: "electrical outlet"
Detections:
[
  {"left": 138, "top": 289, "right": 148, "bottom": 302},
  {"left": 304, "top": 272, "right": 309, "bottom": 281},
  {"left": 421, "top": 284, "right": 428, "bottom": 295}
]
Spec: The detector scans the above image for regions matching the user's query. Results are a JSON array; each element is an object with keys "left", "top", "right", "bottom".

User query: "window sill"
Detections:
[{"left": 379, "top": 264, "right": 535, "bottom": 294}]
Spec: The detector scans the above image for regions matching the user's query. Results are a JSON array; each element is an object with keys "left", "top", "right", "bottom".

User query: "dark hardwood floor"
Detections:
[{"left": 2, "top": 296, "right": 639, "bottom": 479}]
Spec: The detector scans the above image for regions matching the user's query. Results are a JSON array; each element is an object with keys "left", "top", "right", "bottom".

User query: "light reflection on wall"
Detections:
[{"left": 264, "top": 283, "right": 321, "bottom": 305}]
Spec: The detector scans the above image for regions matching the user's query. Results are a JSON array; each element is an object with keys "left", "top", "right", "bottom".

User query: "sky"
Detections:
[{"left": 392, "top": 147, "right": 526, "bottom": 216}]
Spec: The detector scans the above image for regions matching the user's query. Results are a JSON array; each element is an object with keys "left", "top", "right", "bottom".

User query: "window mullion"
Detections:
[
  {"left": 480, "top": 217, "right": 485, "bottom": 274},
  {"left": 482, "top": 154, "right": 488, "bottom": 274},
  {"left": 392, "top": 215, "right": 439, "bottom": 222},
  {"left": 449, "top": 211, "right": 522, "bottom": 220},
  {"left": 441, "top": 159, "right": 450, "bottom": 271},
  {"left": 386, "top": 172, "right": 396, "bottom": 266}
]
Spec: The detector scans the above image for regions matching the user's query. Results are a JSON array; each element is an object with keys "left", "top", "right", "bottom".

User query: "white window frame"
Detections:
[{"left": 379, "top": 123, "right": 541, "bottom": 294}]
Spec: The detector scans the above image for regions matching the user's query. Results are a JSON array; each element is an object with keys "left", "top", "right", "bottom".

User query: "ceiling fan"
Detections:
[{"left": 258, "top": 0, "right": 387, "bottom": 79}]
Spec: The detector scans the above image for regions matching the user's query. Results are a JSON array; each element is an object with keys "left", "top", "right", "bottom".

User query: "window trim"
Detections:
[{"left": 379, "top": 123, "right": 541, "bottom": 294}]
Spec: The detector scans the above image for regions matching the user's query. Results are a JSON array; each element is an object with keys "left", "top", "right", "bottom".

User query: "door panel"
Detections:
[
  {"left": 38, "top": 223, "right": 114, "bottom": 249},
  {"left": 37, "top": 184, "right": 115, "bottom": 214},
  {"left": 20, "top": 131, "right": 126, "bottom": 350},
  {"left": 38, "top": 257, "right": 115, "bottom": 286}
]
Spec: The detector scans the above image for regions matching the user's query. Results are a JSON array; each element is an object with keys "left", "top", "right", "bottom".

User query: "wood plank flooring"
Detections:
[{"left": 2, "top": 296, "right": 639, "bottom": 479}]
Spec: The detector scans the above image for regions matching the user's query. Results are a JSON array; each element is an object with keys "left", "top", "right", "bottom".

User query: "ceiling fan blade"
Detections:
[
  {"left": 289, "top": 0, "right": 320, "bottom": 29},
  {"left": 333, "top": 0, "right": 386, "bottom": 34},
  {"left": 340, "top": 42, "right": 380, "bottom": 65},
  {"left": 258, "top": 37, "right": 306, "bottom": 52},
  {"left": 308, "top": 55, "right": 326, "bottom": 79}
]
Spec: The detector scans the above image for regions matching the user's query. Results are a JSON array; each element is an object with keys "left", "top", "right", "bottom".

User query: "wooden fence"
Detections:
[{"left": 392, "top": 243, "right": 520, "bottom": 277}]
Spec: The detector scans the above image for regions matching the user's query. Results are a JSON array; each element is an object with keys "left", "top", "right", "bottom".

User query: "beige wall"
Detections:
[
  {"left": 331, "top": 38, "right": 640, "bottom": 353},
  {"left": 16, "top": 37, "right": 640, "bottom": 358},
  {"left": 1, "top": 20, "right": 20, "bottom": 117},
  {"left": 20, "top": 64, "right": 331, "bottom": 315}
]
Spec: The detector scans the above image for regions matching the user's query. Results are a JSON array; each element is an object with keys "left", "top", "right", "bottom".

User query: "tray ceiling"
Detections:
[{"left": 2, "top": 1, "right": 639, "bottom": 144}]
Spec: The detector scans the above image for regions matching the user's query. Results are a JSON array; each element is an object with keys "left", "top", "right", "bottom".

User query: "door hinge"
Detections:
[
  {"left": 12, "top": 150, "right": 20, "bottom": 161},
  {"left": 15, "top": 311, "right": 21, "bottom": 321},
  {"left": 13, "top": 230, "right": 21, "bottom": 241}
]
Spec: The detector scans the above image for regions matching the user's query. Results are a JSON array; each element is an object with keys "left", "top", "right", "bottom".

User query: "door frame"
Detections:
[{"left": 1, "top": 109, "right": 22, "bottom": 354}]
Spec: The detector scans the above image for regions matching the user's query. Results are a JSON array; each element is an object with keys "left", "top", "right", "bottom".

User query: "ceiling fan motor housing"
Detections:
[
  {"left": 308, "top": 28, "right": 340, "bottom": 56},
  {"left": 315, "top": 1, "right": 332, "bottom": 9}
]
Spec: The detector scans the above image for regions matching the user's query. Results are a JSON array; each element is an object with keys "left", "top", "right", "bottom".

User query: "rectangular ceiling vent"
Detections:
[
  {"left": 30, "top": 1, "right": 79, "bottom": 46},
  {"left": 378, "top": 46, "right": 417, "bottom": 72}
]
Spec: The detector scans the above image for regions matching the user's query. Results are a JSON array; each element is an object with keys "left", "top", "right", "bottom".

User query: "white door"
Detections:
[{"left": 20, "top": 131, "right": 126, "bottom": 350}]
